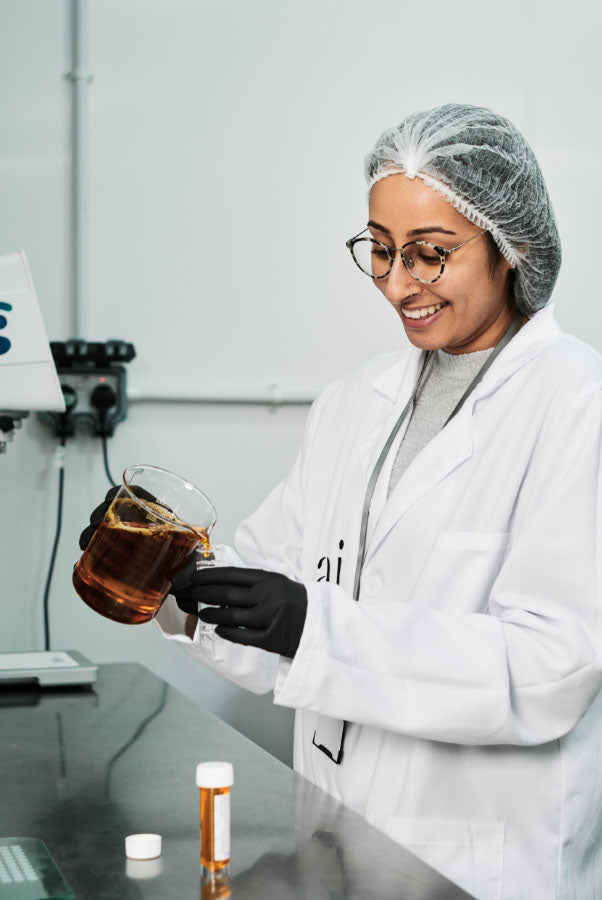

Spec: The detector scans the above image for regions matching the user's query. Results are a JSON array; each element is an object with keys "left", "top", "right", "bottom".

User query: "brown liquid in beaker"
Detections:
[{"left": 73, "top": 498, "right": 209, "bottom": 624}]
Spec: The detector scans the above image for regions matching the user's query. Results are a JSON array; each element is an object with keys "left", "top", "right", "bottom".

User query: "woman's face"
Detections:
[{"left": 368, "top": 173, "right": 515, "bottom": 354}]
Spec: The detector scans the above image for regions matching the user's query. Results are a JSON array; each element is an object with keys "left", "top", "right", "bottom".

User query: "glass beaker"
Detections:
[{"left": 73, "top": 464, "right": 217, "bottom": 625}]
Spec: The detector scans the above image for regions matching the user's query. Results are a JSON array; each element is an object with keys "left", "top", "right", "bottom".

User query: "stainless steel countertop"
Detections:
[{"left": 0, "top": 663, "right": 474, "bottom": 898}]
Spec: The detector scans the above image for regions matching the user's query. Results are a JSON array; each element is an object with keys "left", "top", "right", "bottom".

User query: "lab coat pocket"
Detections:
[
  {"left": 372, "top": 814, "right": 505, "bottom": 900},
  {"left": 412, "top": 531, "right": 509, "bottom": 613}
]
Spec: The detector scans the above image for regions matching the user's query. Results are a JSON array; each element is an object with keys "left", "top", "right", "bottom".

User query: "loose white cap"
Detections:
[
  {"left": 125, "top": 833, "right": 162, "bottom": 860},
  {"left": 196, "top": 761, "right": 234, "bottom": 788},
  {"left": 126, "top": 857, "right": 163, "bottom": 880}
]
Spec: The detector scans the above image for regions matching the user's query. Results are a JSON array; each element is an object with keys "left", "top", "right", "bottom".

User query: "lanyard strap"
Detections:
[
  {"left": 350, "top": 351, "right": 433, "bottom": 602},
  {"left": 313, "top": 314, "right": 523, "bottom": 765},
  {"left": 352, "top": 315, "right": 522, "bottom": 604},
  {"left": 443, "top": 315, "right": 523, "bottom": 427}
]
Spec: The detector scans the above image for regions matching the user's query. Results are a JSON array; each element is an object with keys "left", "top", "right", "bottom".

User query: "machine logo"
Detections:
[{"left": 0, "top": 301, "right": 12, "bottom": 355}]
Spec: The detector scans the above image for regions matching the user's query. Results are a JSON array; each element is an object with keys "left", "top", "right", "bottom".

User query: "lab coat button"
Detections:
[{"left": 364, "top": 575, "right": 382, "bottom": 597}]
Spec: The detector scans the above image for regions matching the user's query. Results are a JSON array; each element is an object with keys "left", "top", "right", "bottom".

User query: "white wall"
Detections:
[{"left": 1, "top": 0, "right": 601, "bottom": 765}]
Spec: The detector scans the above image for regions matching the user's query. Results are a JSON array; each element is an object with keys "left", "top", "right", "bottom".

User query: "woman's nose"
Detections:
[{"left": 381, "top": 251, "right": 420, "bottom": 305}]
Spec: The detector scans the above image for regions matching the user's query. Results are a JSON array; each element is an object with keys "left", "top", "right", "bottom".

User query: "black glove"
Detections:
[
  {"left": 171, "top": 563, "right": 308, "bottom": 659},
  {"left": 79, "top": 486, "right": 119, "bottom": 550},
  {"left": 78, "top": 486, "right": 164, "bottom": 550}
]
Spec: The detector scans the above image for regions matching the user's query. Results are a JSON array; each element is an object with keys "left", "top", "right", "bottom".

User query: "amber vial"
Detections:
[
  {"left": 201, "top": 869, "right": 231, "bottom": 900},
  {"left": 196, "top": 762, "right": 234, "bottom": 873}
]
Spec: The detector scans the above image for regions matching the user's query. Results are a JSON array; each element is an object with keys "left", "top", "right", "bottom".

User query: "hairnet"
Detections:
[{"left": 364, "top": 104, "right": 561, "bottom": 315}]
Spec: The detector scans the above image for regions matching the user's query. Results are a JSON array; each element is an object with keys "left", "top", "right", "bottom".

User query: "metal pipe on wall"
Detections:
[
  {"left": 65, "top": 0, "right": 93, "bottom": 340},
  {"left": 127, "top": 388, "right": 314, "bottom": 409}
]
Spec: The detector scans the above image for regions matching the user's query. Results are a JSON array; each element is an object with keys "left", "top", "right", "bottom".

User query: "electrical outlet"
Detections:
[{"left": 38, "top": 340, "right": 135, "bottom": 437}]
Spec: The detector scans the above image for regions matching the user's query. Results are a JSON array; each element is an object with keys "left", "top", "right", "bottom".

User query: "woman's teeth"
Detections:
[{"left": 401, "top": 301, "right": 447, "bottom": 320}]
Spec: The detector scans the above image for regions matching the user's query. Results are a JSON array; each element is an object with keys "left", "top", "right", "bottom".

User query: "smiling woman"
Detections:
[
  {"left": 77, "top": 102, "right": 602, "bottom": 900},
  {"left": 365, "top": 175, "right": 515, "bottom": 352},
  {"left": 364, "top": 103, "right": 561, "bottom": 316}
]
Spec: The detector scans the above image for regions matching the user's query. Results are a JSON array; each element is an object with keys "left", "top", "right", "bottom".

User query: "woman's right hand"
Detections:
[{"left": 79, "top": 487, "right": 119, "bottom": 550}]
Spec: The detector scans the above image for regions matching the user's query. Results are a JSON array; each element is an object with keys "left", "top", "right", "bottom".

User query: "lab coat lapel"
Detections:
[
  {"left": 366, "top": 397, "right": 474, "bottom": 562},
  {"left": 358, "top": 304, "right": 562, "bottom": 564},
  {"left": 356, "top": 349, "right": 426, "bottom": 481}
]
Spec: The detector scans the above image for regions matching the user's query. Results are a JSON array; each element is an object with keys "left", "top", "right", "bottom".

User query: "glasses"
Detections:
[{"left": 346, "top": 228, "right": 487, "bottom": 284}]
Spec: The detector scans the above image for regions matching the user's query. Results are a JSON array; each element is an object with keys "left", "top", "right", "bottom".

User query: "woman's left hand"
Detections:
[{"left": 171, "top": 563, "right": 307, "bottom": 659}]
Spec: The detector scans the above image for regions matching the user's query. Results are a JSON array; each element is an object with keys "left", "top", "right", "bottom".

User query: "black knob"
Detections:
[{"left": 90, "top": 383, "right": 117, "bottom": 411}]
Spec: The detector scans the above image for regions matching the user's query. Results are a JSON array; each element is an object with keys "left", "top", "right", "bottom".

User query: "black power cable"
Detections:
[
  {"left": 41, "top": 379, "right": 122, "bottom": 649},
  {"left": 91, "top": 383, "right": 118, "bottom": 488},
  {"left": 42, "top": 386, "right": 78, "bottom": 651},
  {"left": 101, "top": 431, "right": 117, "bottom": 487},
  {"left": 43, "top": 436, "right": 66, "bottom": 651},
  {"left": 41, "top": 379, "right": 122, "bottom": 648}
]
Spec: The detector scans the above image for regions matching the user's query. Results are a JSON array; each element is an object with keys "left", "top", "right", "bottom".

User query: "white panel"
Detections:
[
  {"left": 87, "top": 0, "right": 531, "bottom": 397},
  {"left": 527, "top": 0, "right": 602, "bottom": 152},
  {"left": 0, "top": 252, "right": 64, "bottom": 410}
]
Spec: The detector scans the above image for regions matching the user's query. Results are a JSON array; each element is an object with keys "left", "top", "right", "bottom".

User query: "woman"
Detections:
[{"left": 84, "top": 105, "right": 602, "bottom": 898}]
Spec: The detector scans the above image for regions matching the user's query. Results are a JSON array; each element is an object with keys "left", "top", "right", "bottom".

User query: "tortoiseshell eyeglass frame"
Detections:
[{"left": 346, "top": 228, "right": 487, "bottom": 283}]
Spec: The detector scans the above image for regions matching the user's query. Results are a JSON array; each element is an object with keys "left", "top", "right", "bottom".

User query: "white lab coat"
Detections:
[{"left": 157, "top": 304, "right": 602, "bottom": 900}]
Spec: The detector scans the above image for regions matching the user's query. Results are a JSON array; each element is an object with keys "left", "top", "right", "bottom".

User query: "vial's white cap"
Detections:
[
  {"left": 196, "top": 761, "right": 234, "bottom": 788},
  {"left": 125, "top": 833, "right": 162, "bottom": 860}
]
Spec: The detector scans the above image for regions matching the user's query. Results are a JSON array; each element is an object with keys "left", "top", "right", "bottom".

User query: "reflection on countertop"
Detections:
[{"left": 0, "top": 663, "right": 473, "bottom": 899}]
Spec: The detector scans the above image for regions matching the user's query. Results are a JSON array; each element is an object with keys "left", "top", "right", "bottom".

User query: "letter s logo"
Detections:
[{"left": 0, "top": 301, "right": 12, "bottom": 355}]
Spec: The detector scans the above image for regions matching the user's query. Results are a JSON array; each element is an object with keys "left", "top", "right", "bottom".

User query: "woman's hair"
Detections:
[
  {"left": 364, "top": 104, "right": 561, "bottom": 315},
  {"left": 485, "top": 232, "right": 504, "bottom": 275}
]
